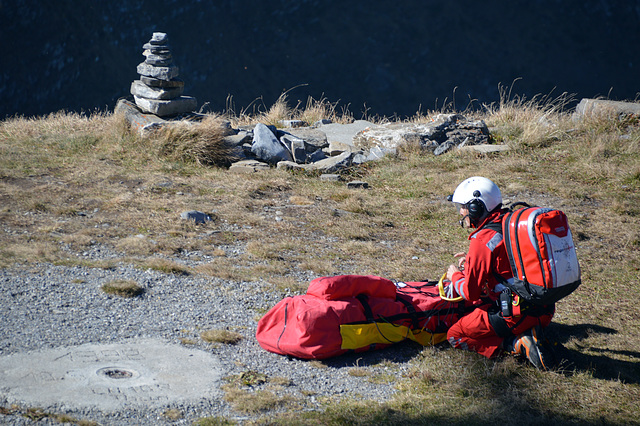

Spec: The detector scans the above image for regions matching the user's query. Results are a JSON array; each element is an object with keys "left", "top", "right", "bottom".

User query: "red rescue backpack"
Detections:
[{"left": 492, "top": 203, "right": 581, "bottom": 306}]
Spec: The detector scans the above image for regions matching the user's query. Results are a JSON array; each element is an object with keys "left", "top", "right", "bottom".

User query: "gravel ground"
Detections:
[{"left": 0, "top": 244, "right": 425, "bottom": 425}]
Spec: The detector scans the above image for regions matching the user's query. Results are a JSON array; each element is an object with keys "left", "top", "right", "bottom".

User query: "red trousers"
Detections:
[{"left": 447, "top": 304, "right": 553, "bottom": 359}]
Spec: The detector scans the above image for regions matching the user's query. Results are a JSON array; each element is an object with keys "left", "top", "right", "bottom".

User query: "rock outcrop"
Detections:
[
  {"left": 354, "top": 114, "right": 490, "bottom": 155},
  {"left": 116, "top": 95, "right": 505, "bottom": 174},
  {"left": 225, "top": 114, "right": 499, "bottom": 173}
]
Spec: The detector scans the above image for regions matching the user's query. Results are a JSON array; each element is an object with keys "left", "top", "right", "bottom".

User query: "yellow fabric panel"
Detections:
[{"left": 340, "top": 323, "right": 447, "bottom": 349}]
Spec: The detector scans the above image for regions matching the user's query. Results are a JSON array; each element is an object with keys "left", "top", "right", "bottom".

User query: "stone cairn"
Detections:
[{"left": 130, "top": 32, "right": 197, "bottom": 117}]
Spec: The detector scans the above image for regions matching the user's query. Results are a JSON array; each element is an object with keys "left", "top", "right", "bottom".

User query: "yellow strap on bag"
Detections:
[{"left": 438, "top": 273, "right": 464, "bottom": 302}]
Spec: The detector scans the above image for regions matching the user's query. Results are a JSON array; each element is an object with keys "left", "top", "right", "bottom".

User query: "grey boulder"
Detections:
[{"left": 251, "top": 123, "right": 293, "bottom": 164}]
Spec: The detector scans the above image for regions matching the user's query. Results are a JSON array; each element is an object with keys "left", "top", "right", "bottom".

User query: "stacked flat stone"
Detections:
[{"left": 131, "top": 32, "right": 197, "bottom": 117}]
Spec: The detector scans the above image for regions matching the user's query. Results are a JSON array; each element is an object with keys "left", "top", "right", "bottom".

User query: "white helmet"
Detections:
[{"left": 450, "top": 177, "right": 502, "bottom": 223}]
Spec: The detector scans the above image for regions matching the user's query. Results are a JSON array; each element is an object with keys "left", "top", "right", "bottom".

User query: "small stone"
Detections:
[
  {"left": 145, "top": 56, "right": 173, "bottom": 67},
  {"left": 130, "top": 80, "right": 184, "bottom": 100},
  {"left": 276, "top": 161, "right": 310, "bottom": 171},
  {"left": 366, "top": 146, "right": 394, "bottom": 161},
  {"left": 320, "top": 174, "right": 341, "bottom": 182},
  {"left": 306, "top": 149, "right": 327, "bottom": 163},
  {"left": 136, "top": 62, "right": 180, "bottom": 80},
  {"left": 143, "top": 43, "right": 171, "bottom": 53},
  {"left": 229, "top": 160, "right": 270, "bottom": 174},
  {"left": 351, "top": 153, "right": 368, "bottom": 164},
  {"left": 306, "top": 151, "right": 352, "bottom": 173},
  {"left": 279, "top": 119, "right": 306, "bottom": 128},
  {"left": 281, "top": 135, "right": 306, "bottom": 163},
  {"left": 143, "top": 50, "right": 172, "bottom": 60},
  {"left": 458, "top": 144, "right": 510, "bottom": 153},
  {"left": 285, "top": 128, "right": 329, "bottom": 152},
  {"left": 150, "top": 32, "right": 169, "bottom": 45},
  {"left": 180, "top": 210, "right": 211, "bottom": 224},
  {"left": 433, "top": 141, "right": 456, "bottom": 156},
  {"left": 140, "top": 76, "right": 184, "bottom": 88},
  {"left": 347, "top": 181, "right": 369, "bottom": 189},
  {"left": 137, "top": 62, "right": 179, "bottom": 81},
  {"left": 328, "top": 140, "right": 355, "bottom": 156},
  {"left": 133, "top": 95, "right": 197, "bottom": 117},
  {"left": 223, "top": 132, "right": 252, "bottom": 147}
]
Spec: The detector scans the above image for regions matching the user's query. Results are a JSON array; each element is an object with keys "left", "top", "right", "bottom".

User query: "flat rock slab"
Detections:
[
  {"left": 130, "top": 80, "right": 184, "bottom": 100},
  {"left": 317, "top": 120, "right": 380, "bottom": 146},
  {"left": 229, "top": 159, "right": 270, "bottom": 173},
  {"left": 136, "top": 62, "right": 179, "bottom": 81},
  {"left": 573, "top": 98, "right": 640, "bottom": 120},
  {"left": 459, "top": 143, "right": 509, "bottom": 153},
  {"left": 134, "top": 95, "right": 197, "bottom": 117},
  {"left": 0, "top": 339, "right": 222, "bottom": 411}
]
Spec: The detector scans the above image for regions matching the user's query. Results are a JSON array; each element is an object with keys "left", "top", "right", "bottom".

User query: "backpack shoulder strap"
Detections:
[
  {"left": 482, "top": 221, "right": 502, "bottom": 233},
  {"left": 479, "top": 211, "right": 506, "bottom": 234}
]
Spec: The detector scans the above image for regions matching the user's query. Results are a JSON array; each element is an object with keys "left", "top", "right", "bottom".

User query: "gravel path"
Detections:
[{"left": 0, "top": 245, "right": 424, "bottom": 425}]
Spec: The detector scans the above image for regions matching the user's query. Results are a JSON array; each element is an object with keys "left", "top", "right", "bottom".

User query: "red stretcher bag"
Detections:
[{"left": 256, "top": 274, "right": 477, "bottom": 360}]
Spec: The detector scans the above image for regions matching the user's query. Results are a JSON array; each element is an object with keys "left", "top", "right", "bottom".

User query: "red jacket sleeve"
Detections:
[{"left": 451, "top": 226, "right": 508, "bottom": 301}]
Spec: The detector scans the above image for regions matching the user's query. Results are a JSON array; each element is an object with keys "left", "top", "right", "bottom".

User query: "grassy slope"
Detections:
[{"left": 1, "top": 98, "right": 639, "bottom": 425}]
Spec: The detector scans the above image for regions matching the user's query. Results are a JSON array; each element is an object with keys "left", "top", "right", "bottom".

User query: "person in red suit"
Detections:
[{"left": 443, "top": 176, "right": 556, "bottom": 370}]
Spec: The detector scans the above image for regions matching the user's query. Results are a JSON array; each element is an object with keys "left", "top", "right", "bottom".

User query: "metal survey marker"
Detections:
[{"left": 0, "top": 339, "right": 222, "bottom": 411}]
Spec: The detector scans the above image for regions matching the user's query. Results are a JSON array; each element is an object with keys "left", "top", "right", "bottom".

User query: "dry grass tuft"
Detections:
[
  {"left": 155, "top": 115, "right": 241, "bottom": 166},
  {"left": 222, "top": 387, "right": 298, "bottom": 414},
  {"left": 101, "top": 280, "right": 144, "bottom": 298},
  {"left": 484, "top": 83, "right": 575, "bottom": 148},
  {"left": 200, "top": 329, "right": 243, "bottom": 345},
  {"left": 195, "top": 258, "right": 249, "bottom": 281},
  {"left": 193, "top": 416, "right": 235, "bottom": 426},
  {"left": 142, "top": 258, "right": 191, "bottom": 275},
  {"left": 221, "top": 370, "right": 301, "bottom": 414},
  {"left": 229, "top": 90, "right": 354, "bottom": 128},
  {"left": 298, "top": 95, "right": 354, "bottom": 125},
  {"left": 162, "top": 409, "right": 183, "bottom": 420},
  {"left": 260, "top": 94, "right": 294, "bottom": 127}
]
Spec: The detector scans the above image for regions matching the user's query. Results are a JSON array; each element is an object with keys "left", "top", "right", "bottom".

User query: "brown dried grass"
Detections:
[{"left": 155, "top": 115, "right": 241, "bottom": 167}]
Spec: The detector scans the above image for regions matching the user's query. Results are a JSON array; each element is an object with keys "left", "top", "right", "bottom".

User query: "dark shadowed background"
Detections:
[{"left": 1, "top": 0, "right": 638, "bottom": 119}]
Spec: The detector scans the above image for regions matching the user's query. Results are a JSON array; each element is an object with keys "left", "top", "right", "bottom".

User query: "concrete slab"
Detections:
[
  {"left": 317, "top": 120, "right": 380, "bottom": 146},
  {"left": 229, "top": 159, "right": 270, "bottom": 173},
  {"left": 0, "top": 339, "right": 221, "bottom": 411},
  {"left": 459, "top": 143, "right": 510, "bottom": 153},
  {"left": 573, "top": 98, "right": 640, "bottom": 120}
]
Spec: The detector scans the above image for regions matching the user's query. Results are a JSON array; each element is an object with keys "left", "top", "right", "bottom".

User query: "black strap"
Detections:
[
  {"left": 482, "top": 221, "right": 502, "bottom": 233},
  {"left": 347, "top": 299, "right": 477, "bottom": 329},
  {"left": 356, "top": 293, "right": 406, "bottom": 344},
  {"left": 395, "top": 294, "right": 420, "bottom": 330},
  {"left": 488, "top": 301, "right": 555, "bottom": 338},
  {"left": 356, "top": 294, "right": 374, "bottom": 322},
  {"left": 488, "top": 310, "right": 514, "bottom": 338},
  {"left": 509, "top": 201, "right": 531, "bottom": 210},
  {"left": 276, "top": 302, "right": 289, "bottom": 351}
]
